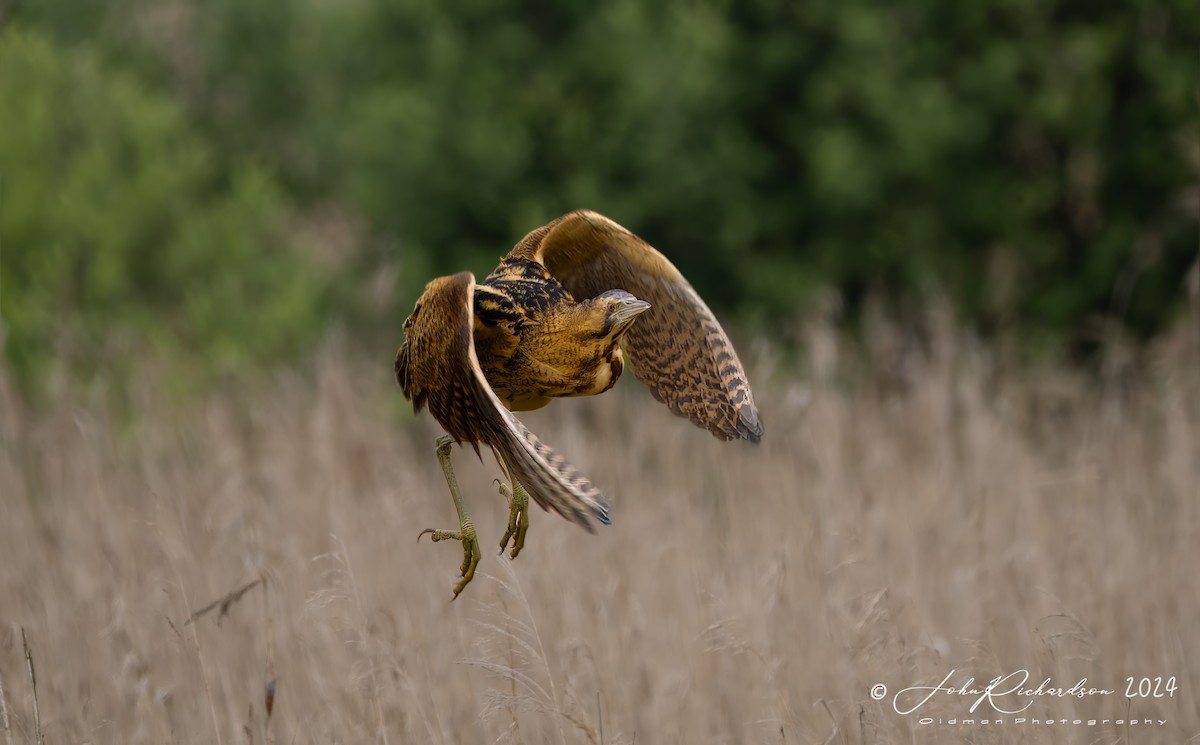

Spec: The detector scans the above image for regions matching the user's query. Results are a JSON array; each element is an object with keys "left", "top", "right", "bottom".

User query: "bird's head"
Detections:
[{"left": 594, "top": 289, "right": 652, "bottom": 338}]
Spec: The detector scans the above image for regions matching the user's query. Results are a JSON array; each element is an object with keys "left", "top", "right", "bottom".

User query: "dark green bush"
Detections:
[
  {"left": 0, "top": 29, "right": 324, "bottom": 395},
  {"left": 4, "top": 0, "right": 1197, "bottom": 382},
  {"left": 315, "top": 0, "right": 1198, "bottom": 347}
]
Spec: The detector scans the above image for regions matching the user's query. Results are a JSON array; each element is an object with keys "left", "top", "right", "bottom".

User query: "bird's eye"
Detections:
[{"left": 607, "top": 302, "right": 616, "bottom": 313}]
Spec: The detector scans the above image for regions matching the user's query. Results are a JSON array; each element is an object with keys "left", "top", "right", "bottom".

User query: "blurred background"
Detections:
[
  {"left": 1, "top": 0, "right": 1197, "bottom": 397},
  {"left": 1, "top": 3, "right": 1199, "bottom": 743}
]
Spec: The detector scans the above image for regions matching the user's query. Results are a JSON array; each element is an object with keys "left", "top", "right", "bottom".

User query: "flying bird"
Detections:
[{"left": 395, "top": 209, "right": 762, "bottom": 597}]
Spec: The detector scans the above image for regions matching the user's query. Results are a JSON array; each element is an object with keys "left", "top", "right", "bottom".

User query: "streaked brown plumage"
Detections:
[
  {"left": 396, "top": 271, "right": 612, "bottom": 530},
  {"left": 395, "top": 209, "right": 762, "bottom": 597}
]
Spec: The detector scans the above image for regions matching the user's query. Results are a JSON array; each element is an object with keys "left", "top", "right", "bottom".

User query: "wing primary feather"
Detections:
[{"left": 512, "top": 210, "right": 763, "bottom": 443}]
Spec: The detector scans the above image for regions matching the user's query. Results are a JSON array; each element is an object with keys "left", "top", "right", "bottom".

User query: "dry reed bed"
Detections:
[{"left": 0, "top": 321, "right": 1197, "bottom": 744}]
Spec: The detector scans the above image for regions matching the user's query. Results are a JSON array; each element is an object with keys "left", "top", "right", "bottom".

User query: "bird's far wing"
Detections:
[
  {"left": 395, "top": 272, "right": 611, "bottom": 532},
  {"left": 512, "top": 210, "right": 763, "bottom": 442}
]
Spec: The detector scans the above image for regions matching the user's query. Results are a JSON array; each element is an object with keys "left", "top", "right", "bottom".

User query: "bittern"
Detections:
[{"left": 395, "top": 209, "right": 762, "bottom": 597}]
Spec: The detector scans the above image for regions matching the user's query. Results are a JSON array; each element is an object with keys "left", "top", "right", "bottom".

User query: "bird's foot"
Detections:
[
  {"left": 417, "top": 520, "right": 481, "bottom": 600},
  {"left": 496, "top": 478, "right": 530, "bottom": 559}
]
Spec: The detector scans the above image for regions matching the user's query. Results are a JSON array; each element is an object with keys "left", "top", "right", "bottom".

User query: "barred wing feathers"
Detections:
[{"left": 511, "top": 210, "right": 763, "bottom": 442}]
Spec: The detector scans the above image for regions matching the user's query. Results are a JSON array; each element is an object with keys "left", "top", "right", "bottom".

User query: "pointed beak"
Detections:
[{"left": 610, "top": 298, "right": 652, "bottom": 327}]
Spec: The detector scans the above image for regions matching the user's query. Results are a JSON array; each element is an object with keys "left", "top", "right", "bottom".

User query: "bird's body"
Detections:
[
  {"left": 473, "top": 257, "right": 632, "bottom": 411},
  {"left": 395, "top": 209, "right": 763, "bottom": 597}
]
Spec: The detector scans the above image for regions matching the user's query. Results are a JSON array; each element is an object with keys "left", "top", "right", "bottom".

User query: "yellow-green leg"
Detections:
[
  {"left": 417, "top": 435, "right": 482, "bottom": 599},
  {"left": 497, "top": 475, "right": 530, "bottom": 559}
]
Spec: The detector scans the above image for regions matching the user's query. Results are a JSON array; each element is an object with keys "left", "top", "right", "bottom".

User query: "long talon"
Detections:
[
  {"left": 453, "top": 528, "right": 481, "bottom": 598},
  {"left": 498, "top": 478, "right": 530, "bottom": 559},
  {"left": 498, "top": 481, "right": 514, "bottom": 555},
  {"left": 417, "top": 528, "right": 465, "bottom": 543}
]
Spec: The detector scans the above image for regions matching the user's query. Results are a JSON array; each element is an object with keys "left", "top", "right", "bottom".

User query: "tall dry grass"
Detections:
[{"left": 1, "top": 311, "right": 1198, "bottom": 744}]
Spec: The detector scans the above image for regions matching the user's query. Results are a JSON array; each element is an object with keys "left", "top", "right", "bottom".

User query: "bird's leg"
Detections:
[
  {"left": 417, "top": 435, "right": 482, "bottom": 599},
  {"left": 496, "top": 476, "right": 530, "bottom": 559}
]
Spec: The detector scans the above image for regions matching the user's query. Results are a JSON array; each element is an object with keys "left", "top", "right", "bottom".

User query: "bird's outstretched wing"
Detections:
[
  {"left": 509, "top": 210, "right": 763, "bottom": 442},
  {"left": 395, "top": 272, "right": 611, "bottom": 531}
]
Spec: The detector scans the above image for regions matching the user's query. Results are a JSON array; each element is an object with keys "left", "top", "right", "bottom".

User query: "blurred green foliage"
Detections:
[
  {"left": 0, "top": 28, "right": 322, "bottom": 394},
  {"left": 2, "top": 0, "right": 1197, "bottom": 393}
]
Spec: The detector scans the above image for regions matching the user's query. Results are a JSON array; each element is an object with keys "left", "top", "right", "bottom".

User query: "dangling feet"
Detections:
[
  {"left": 497, "top": 477, "right": 530, "bottom": 559},
  {"left": 418, "top": 436, "right": 484, "bottom": 600}
]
